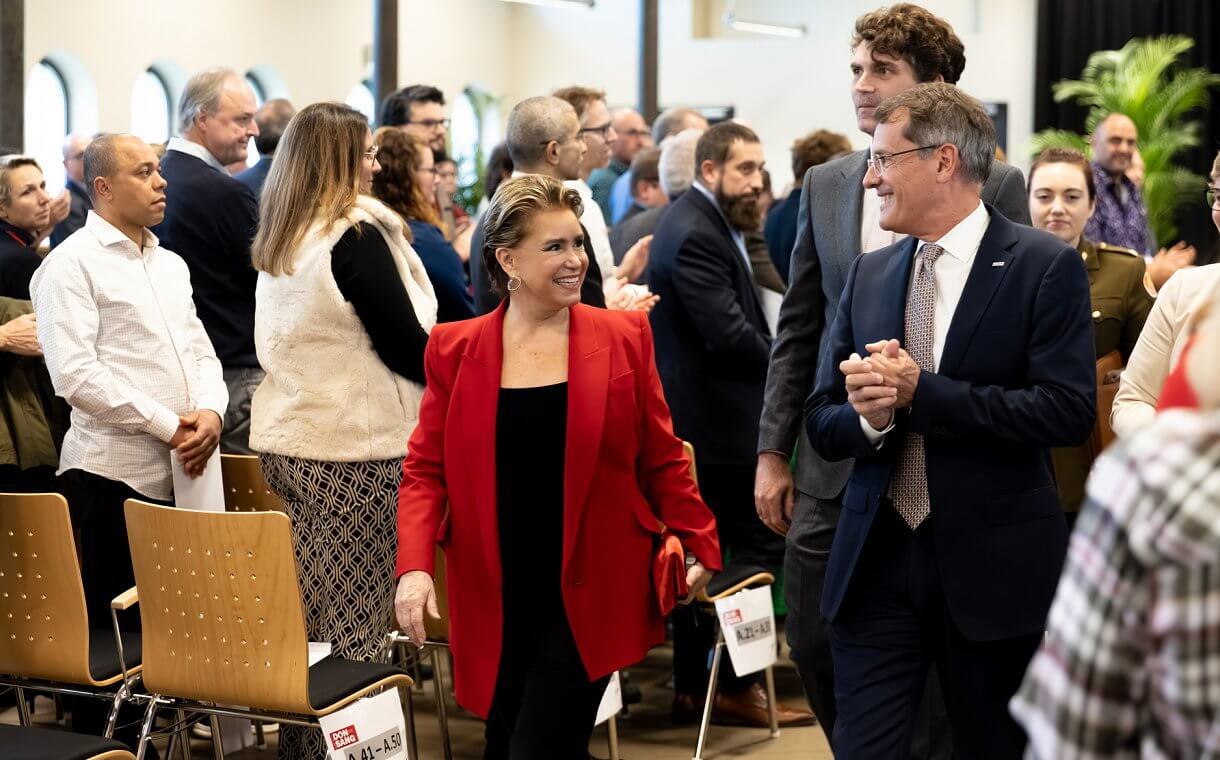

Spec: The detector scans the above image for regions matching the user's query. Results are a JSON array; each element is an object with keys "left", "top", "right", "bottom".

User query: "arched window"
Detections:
[
  {"left": 23, "top": 60, "right": 70, "bottom": 192},
  {"left": 346, "top": 80, "right": 376, "bottom": 124},
  {"left": 131, "top": 68, "right": 173, "bottom": 145},
  {"left": 449, "top": 86, "right": 501, "bottom": 210}
]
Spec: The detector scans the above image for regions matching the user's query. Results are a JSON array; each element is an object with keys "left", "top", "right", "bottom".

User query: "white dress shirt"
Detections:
[
  {"left": 564, "top": 178, "right": 618, "bottom": 289},
  {"left": 859, "top": 187, "right": 904, "bottom": 253},
  {"left": 165, "top": 136, "right": 226, "bottom": 173},
  {"left": 862, "top": 201, "right": 989, "bottom": 442},
  {"left": 30, "top": 211, "right": 228, "bottom": 499}
]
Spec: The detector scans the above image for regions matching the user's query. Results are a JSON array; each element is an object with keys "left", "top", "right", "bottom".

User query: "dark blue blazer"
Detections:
[
  {"left": 235, "top": 157, "right": 273, "bottom": 200},
  {"left": 805, "top": 206, "right": 1095, "bottom": 641},
  {"left": 648, "top": 187, "right": 771, "bottom": 465},
  {"left": 153, "top": 150, "right": 260, "bottom": 368},
  {"left": 763, "top": 191, "right": 799, "bottom": 285},
  {"left": 406, "top": 219, "right": 474, "bottom": 324}
]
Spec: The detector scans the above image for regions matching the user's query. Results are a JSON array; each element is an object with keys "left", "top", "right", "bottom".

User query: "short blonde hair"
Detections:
[
  {"left": 481, "top": 174, "right": 583, "bottom": 296},
  {"left": 252, "top": 102, "right": 370, "bottom": 276},
  {"left": 0, "top": 155, "right": 41, "bottom": 208}
]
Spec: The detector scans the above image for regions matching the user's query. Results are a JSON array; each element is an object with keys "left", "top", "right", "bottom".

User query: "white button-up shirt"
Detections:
[
  {"left": 165, "top": 136, "right": 226, "bottom": 173},
  {"left": 30, "top": 211, "right": 228, "bottom": 499}
]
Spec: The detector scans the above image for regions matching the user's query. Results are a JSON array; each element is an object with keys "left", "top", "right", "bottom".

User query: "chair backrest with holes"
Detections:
[
  {"left": 123, "top": 499, "right": 312, "bottom": 713},
  {"left": 0, "top": 493, "right": 95, "bottom": 684},
  {"left": 220, "top": 455, "right": 285, "bottom": 512}
]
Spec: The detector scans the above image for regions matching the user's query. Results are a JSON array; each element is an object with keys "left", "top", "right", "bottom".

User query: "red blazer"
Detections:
[{"left": 396, "top": 302, "right": 722, "bottom": 719}]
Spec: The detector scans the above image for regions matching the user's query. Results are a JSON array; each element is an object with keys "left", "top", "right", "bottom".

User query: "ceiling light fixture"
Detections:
[
  {"left": 724, "top": 13, "right": 806, "bottom": 38},
  {"left": 501, "top": 0, "right": 595, "bottom": 8}
]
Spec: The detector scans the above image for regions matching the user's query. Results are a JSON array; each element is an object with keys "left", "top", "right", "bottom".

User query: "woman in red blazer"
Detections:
[{"left": 395, "top": 174, "right": 721, "bottom": 757}]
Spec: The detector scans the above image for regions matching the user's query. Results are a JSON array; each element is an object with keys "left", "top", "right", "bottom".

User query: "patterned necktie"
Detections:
[{"left": 892, "top": 243, "right": 944, "bottom": 529}]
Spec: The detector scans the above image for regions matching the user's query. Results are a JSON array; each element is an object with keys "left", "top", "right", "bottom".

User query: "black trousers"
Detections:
[
  {"left": 672, "top": 462, "right": 786, "bottom": 696},
  {"left": 485, "top": 613, "right": 610, "bottom": 760},
  {"left": 62, "top": 468, "right": 165, "bottom": 757},
  {"left": 830, "top": 505, "right": 1038, "bottom": 760}
]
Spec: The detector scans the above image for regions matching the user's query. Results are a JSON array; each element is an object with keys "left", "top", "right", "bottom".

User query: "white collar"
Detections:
[
  {"left": 166, "top": 136, "right": 227, "bottom": 173},
  {"left": 918, "top": 201, "right": 988, "bottom": 262},
  {"left": 84, "top": 210, "right": 159, "bottom": 255}
]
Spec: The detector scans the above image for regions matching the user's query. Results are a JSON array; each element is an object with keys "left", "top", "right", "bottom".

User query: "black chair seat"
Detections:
[
  {"left": 88, "top": 629, "right": 141, "bottom": 682},
  {"left": 0, "top": 722, "right": 132, "bottom": 759},
  {"left": 706, "top": 561, "right": 773, "bottom": 598},
  {"left": 308, "top": 656, "right": 410, "bottom": 712}
]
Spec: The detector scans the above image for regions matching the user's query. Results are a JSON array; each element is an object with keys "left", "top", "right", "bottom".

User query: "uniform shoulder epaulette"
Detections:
[{"left": 1096, "top": 242, "right": 1142, "bottom": 257}]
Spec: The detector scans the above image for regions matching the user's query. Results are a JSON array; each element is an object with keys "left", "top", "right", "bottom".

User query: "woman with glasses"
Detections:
[
  {"left": 372, "top": 128, "right": 476, "bottom": 323},
  {"left": 1112, "top": 150, "right": 1220, "bottom": 438},
  {"left": 1026, "top": 147, "right": 1153, "bottom": 514},
  {"left": 248, "top": 102, "right": 438, "bottom": 760}
]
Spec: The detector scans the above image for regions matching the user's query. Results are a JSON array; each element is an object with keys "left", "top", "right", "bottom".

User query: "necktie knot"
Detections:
[{"left": 920, "top": 243, "right": 945, "bottom": 269}]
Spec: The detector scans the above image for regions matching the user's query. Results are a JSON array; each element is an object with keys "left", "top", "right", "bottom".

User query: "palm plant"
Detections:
[{"left": 1030, "top": 35, "right": 1220, "bottom": 245}]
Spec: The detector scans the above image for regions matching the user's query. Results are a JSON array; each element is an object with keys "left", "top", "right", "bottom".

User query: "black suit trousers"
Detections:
[{"left": 830, "top": 505, "right": 1038, "bottom": 760}]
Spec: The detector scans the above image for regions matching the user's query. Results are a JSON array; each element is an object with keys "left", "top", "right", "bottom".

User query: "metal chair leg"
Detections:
[
  {"left": 54, "top": 693, "right": 64, "bottom": 723},
  {"left": 401, "top": 678, "right": 419, "bottom": 760},
  {"left": 14, "top": 686, "right": 31, "bottom": 726},
  {"left": 763, "top": 665, "right": 781, "bottom": 738},
  {"left": 209, "top": 714, "right": 225, "bottom": 760},
  {"left": 176, "top": 708, "right": 192, "bottom": 760},
  {"left": 104, "top": 682, "right": 128, "bottom": 738},
  {"left": 693, "top": 628, "right": 725, "bottom": 760},
  {"left": 255, "top": 720, "right": 267, "bottom": 750},
  {"left": 429, "top": 645, "right": 453, "bottom": 760},
  {"left": 607, "top": 714, "right": 621, "bottom": 760},
  {"left": 135, "top": 697, "right": 160, "bottom": 760}
]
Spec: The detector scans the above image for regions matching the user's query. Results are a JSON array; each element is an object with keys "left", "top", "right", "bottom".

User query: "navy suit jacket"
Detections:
[
  {"left": 235, "top": 157, "right": 273, "bottom": 200},
  {"left": 763, "top": 191, "right": 799, "bottom": 285},
  {"left": 648, "top": 187, "right": 771, "bottom": 465},
  {"left": 406, "top": 219, "right": 475, "bottom": 323},
  {"left": 805, "top": 206, "right": 1095, "bottom": 641}
]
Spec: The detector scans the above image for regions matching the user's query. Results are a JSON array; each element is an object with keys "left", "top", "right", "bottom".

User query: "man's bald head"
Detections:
[
  {"left": 506, "top": 96, "right": 581, "bottom": 171},
  {"left": 1092, "top": 112, "right": 1139, "bottom": 177},
  {"left": 610, "top": 108, "right": 649, "bottom": 163},
  {"left": 253, "top": 98, "right": 295, "bottom": 156},
  {"left": 85, "top": 134, "right": 167, "bottom": 233}
]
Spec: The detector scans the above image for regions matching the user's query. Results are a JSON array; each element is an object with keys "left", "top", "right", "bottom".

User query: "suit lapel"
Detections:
[
  {"left": 938, "top": 209, "right": 1017, "bottom": 376},
  {"left": 457, "top": 302, "right": 506, "bottom": 575},
  {"left": 836, "top": 151, "right": 869, "bottom": 267},
  {"left": 685, "top": 189, "right": 768, "bottom": 328},
  {"left": 563, "top": 305, "right": 609, "bottom": 575},
  {"left": 880, "top": 237, "right": 918, "bottom": 346}
]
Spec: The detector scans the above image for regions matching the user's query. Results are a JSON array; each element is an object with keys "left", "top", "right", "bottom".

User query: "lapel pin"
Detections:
[{"left": 991, "top": 261, "right": 1005, "bottom": 267}]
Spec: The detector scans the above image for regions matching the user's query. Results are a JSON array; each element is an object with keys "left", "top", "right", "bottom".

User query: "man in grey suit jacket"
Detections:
[{"left": 755, "top": 4, "right": 1031, "bottom": 750}]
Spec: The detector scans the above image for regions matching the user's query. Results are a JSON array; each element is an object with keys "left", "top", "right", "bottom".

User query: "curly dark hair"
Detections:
[
  {"left": 791, "top": 129, "right": 853, "bottom": 180},
  {"left": 370, "top": 127, "right": 443, "bottom": 238},
  {"left": 852, "top": 4, "right": 966, "bottom": 84}
]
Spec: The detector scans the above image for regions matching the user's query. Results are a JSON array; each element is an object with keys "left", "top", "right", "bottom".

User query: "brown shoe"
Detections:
[
  {"left": 712, "top": 683, "right": 816, "bottom": 728},
  {"left": 672, "top": 692, "right": 705, "bottom": 725}
]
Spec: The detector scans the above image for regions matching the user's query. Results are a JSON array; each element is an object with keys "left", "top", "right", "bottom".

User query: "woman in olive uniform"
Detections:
[{"left": 1028, "top": 147, "right": 1154, "bottom": 514}]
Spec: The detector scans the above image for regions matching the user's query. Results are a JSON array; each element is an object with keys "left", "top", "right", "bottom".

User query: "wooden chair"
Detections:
[
  {"left": 121, "top": 499, "right": 412, "bottom": 759},
  {"left": 0, "top": 723, "right": 137, "bottom": 760},
  {"left": 0, "top": 493, "right": 141, "bottom": 738},
  {"left": 219, "top": 454, "right": 283, "bottom": 512}
]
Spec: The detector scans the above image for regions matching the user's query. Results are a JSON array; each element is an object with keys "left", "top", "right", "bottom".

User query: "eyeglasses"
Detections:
[
  {"left": 867, "top": 144, "right": 941, "bottom": 175},
  {"left": 579, "top": 123, "right": 613, "bottom": 140},
  {"left": 538, "top": 133, "right": 578, "bottom": 148},
  {"left": 407, "top": 118, "right": 451, "bottom": 130},
  {"left": 363, "top": 145, "right": 380, "bottom": 161},
  {"left": 1208, "top": 185, "right": 1219, "bottom": 210}
]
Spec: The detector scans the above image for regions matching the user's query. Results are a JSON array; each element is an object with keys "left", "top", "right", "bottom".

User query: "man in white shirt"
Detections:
[
  {"left": 804, "top": 83, "right": 1095, "bottom": 758},
  {"left": 31, "top": 133, "right": 226, "bottom": 640}
]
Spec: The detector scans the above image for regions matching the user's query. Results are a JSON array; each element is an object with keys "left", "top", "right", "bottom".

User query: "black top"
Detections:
[
  {"left": 49, "top": 180, "right": 92, "bottom": 248},
  {"left": 496, "top": 382, "right": 567, "bottom": 627},
  {"left": 153, "top": 149, "right": 260, "bottom": 367},
  {"left": 0, "top": 220, "right": 40, "bottom": 299},
  {"left": 330, "top": 223, "right": 429, "bottom": 385},
  {"left": 470, "top": 219, "right": 605, "bottom": 315},
  {"left": 406, "top": 219, "right": 475, "bottom": 323}
]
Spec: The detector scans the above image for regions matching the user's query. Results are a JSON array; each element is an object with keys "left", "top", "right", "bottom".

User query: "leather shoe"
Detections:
[
  {"left": 712, "top": 683, "right": 816, "bottom": 728},
  {"left": 672, "top": 692, "right": 704, "bottom": 725}
]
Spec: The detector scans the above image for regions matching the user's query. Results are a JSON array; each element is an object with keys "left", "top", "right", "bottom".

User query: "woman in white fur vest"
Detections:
[{"left": 248, "top": 102, "right": 438, "bottom": 760}]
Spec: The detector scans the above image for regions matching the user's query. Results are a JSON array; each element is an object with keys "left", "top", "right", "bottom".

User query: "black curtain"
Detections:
[{"left": 1035, "top": 0, "right": 1220, "bottom": 262}]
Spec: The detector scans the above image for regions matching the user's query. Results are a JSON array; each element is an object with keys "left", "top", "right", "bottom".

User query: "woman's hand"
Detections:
[
  {"left": 0, "top": 313, "right": 41, "bottom": 357},
  {"left": 394, "top": 570, "right": 439, "bottom": 646},
  {"left": 681, "top": 560, "right": 713, "bottom": 605}
]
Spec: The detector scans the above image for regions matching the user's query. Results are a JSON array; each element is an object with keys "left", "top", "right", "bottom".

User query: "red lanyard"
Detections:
[{"left": 4, "top": 229, "right": 28, "bottom": 247}]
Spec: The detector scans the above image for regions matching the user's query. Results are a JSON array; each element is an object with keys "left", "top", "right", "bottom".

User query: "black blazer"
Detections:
[
  {"left": 153, "top": 150, "right": 260, "bottom": 368},
  {"left": 470, "top": 217, "right": 605, "bottom": 314},
  {"left": 647, "top": 187, "right": 771, "bottom": 465},
  {"left": 49, "top": 180, "right": 92, "bottom": 248},
  {"left": 806, "top": 207, "right": 1095, "bottom": 641},
  {"left": 235, "top": 157, "right": 273, "bottom": 200}
]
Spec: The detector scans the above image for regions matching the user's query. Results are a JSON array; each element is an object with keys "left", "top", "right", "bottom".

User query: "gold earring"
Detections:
[{"left": 507, "top": 276, "right": 522, "bottom": 292}]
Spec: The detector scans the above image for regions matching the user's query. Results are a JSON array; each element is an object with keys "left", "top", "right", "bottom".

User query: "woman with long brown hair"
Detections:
[
  {"left": 249, "top": 102, "right": 438, "bottom": 759},
  {"left": 372, "top": 127, "right": 475, "bottom": 322}
]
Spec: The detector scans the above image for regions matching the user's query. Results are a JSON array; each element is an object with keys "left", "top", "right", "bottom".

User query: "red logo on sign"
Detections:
[
  {"left": 329, "top": 725, "right": 359, "bottom": 749},
  {"left": 722, "top": 609, "right": 742, "bottom": 626}
]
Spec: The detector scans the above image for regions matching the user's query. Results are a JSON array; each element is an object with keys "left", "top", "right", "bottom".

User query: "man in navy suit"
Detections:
[
  {"left": 236, "top": 98, "right": 294, "bottom": 200},
  {"left": 806, "top": 83, "right": 1095, "bottom": 758},
  {"left": 649, "top": 122, "right": 814, "bottom": 727}
]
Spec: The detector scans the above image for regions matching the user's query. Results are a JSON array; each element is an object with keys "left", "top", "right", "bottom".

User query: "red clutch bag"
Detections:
[{"left": 653, "top": 528, "right": 689, "bottom": 616}]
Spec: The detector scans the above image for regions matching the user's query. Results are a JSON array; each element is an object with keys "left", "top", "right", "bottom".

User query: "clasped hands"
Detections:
[
  {"left": 169, "top": 409, "right": 223, "bottom": 478},
  {"left": 841, "top": 338, "right": 921, "bottom": 431}
]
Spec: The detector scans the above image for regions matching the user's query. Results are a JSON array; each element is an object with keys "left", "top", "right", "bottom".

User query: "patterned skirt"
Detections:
[{"left": 259, "top": 454, "right": 403, "bottom": 760}]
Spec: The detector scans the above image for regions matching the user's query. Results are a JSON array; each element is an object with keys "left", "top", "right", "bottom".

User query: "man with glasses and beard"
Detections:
[{"left": 648, "top": 122, "right": 816, "bottom": 727}]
